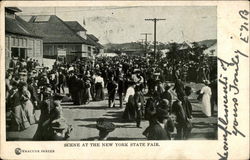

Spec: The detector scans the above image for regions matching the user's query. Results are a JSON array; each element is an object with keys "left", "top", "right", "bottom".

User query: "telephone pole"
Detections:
[
  {"left": 145, "top": 18, "right": 166, "bottom": 59},
  {"left": 141, "top": 33, "right": 152, "bottom": 56}
]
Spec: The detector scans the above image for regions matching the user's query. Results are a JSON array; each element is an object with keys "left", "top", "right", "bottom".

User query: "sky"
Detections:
[{"left": 18, "top": 6, "right": 217, "bottom": 44}]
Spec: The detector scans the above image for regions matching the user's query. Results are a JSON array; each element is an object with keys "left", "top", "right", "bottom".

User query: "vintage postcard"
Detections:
[{"left": 0, "top": 1, "right": 249, "bottom": 160}]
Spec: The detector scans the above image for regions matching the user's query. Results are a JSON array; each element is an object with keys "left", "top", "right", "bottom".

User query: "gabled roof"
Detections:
[
  {"left": 65, "top": 21, "right": 87, "bottom": 32},
  {"left": 87, "top": 34, "right": 103, "bottom": 49},
  {"left": 178, "top": 41, "right": 193, "bottom": 50},
  {"left": 5, "top": 15, "right": 42, "bottom": 38},
  {"left": 27, "top": 15, "right": 93, "bottom": 44},
  {"left": 87, "top": 34, "right": 99, "bottom": 42},
  {"left": 204, "top": 42, "right": 217, "bottom": 56}
]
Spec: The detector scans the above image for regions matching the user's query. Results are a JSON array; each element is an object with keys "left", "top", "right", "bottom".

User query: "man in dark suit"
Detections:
[
  {"left": 145, "top": 108, "right": 174, "bottom": 140},
  {"left": 107, "top": 75, "right": 118, "bottom": 108},
  {"left": 134, "top": 85, "right": 144, "bottom": 128},
  {"left": 172, "top": 89, "right": 192, "bottom": 140}
]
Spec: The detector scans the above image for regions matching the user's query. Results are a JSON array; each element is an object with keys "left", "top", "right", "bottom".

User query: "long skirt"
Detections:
[
  {"left": 33, "top": 121, "right": 50, "bottom": 140},
  {"left": 82, "top": 88, "right": 90, "bottom": 104},
  {"left": 95, "top": 83, "right": 104, "bottom": 101},
  {"left": 11, "top": 105, "right": 30, "bottom": 131},
  {"left": 202, "top": 94, "right": 211, "bottom": 117},
  {"left": 22, "top": 100, "right": 36, "bottom": 125},
  {"left": 122, "top": 96, "right": 136, "bottom": 121},
  {"left": 75, "top": 89, "right": 84, "bottom": 105}
]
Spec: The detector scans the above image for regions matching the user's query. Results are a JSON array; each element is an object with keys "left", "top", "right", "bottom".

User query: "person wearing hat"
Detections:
[
  {"left": 94, "top": 72, "right": 105, "bottom": 101},
  {"left": 122, "top": 81, "right": 136, "bottom": 121},
  {"left": 27, "top": 77, "right": 39, "bottom": 109},
  {"left": 173, "top": 69, "right": 185, "bottom": 98},
  {"left": 161, "top": 84, "right": 172, "bottom": 112},
  {"left": 200, "top": 80, "right": 212, "bottom": 117},
  {"left": 7, "top": 80, "right": 31, "bottom": 131},
  {"left": 18, "top": 81, "right": 36, "bottom": 125},
  {"left": 143, "top": 108, "right": 173, "bottom": 140},
  {"left": 96, "top": 118, "right": 115, "bottom": 140},
  {"left": 50, "top": 118, "right": 73, "bottom": 140},
  {"left": 209, "top": 78, "right": 217, "bottom": 116},
  {"left": 33, "top": 86, "right": 53, "bottom": 140},
  {"left": 172, "top": 93, "right": 192, "bottom": 140},
  {"left": 134, "top": 85, "right": 144, "bottom": 128},
  {"left": 107, "top": 75, "right": 118, "bottom": 108},
  {"left": 9, "top": 58, "right": 17, "bottom": 70},
  {"left": 57, "top": 70, "right": 66, "bottom": 94},
  {"left": 38, "top": 72, "right": 49, "bottom": 88},
  {"left": 19, "top": 70, "right": 28, "bottom": 82}
]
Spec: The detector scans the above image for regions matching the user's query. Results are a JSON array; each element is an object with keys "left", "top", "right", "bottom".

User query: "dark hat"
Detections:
[
  {"left": 77, "top": 74, "right": 83, "bottom": 78},
  {"left": 53, "top": 93, "right": 65, "bottom": 100},
  {"left": 156, "top": 108, "right": 169, "bottom": 119},
  {"left": 27, "top": 77, "right": 34, "bottom": 84},
  {"left": 18, "top": 81, "right": 27, "bottom": 88},
  {"left": 96, "top": 118, "right": 115, "bottom": 133},
  {"left": 10, "top": 80, "right": 18, "bottom": 87},
  {"left": 51, "top": 119, "right": 67, "bottom": 130},
  {"left": 159, "top": 99, "right": 169, "bottom": 109}
]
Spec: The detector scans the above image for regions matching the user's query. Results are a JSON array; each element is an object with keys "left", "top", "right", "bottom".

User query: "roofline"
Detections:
[
  {"left": 43, "top": 42, "right": 89, "bottom": 44},
  {"left": 5, "top": 7, "right": 22, "bottom": 13},
  {"left": 54, "top": 16, "right": 93, "bottom": 45},
  {"left": 64, "top": 21, "right": 87, "bottom": 31},
  {"left": 6, "top": 31, "right": 43, "bottom": 39}
]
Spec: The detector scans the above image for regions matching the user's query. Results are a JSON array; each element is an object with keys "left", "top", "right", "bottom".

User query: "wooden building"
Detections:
[
  {"left": 23, "top": 16, "right": 98, "bottom": 62},
  {"left": 5, "top": 7, "right": 43, "bottom": 68}
]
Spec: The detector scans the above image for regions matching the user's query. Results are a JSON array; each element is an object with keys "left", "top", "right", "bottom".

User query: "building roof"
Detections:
[
  {"left": 178, "top": 41, "right": 193, "bottom": 50},
  {"left": 87, "top": 34, "right": 104, "bottom": 49},
  {"left": 204, "top": 42, "right": 217, "bottom": 56},
  {"left": 27, "top": 15, "right": 93, "bottom": 45},
  {"left": 65, "top": 21, "right": 87, "bottom": 32},
  {"left": 5, "top": 15, "right": 42, "bottom": 38},
  {"left": 87, "top": 34, "right": 99, "bottom": 42},
  {"left": 6, "top": 7, "right": 22, "bottom": 13}
]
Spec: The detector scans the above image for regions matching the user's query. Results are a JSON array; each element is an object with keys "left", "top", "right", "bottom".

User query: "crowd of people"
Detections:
[{"left": 6, "top": 55, "right": 217, "bottom": 140}]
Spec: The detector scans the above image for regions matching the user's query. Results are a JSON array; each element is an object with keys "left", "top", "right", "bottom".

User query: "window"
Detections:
[
  {"left": 11, "top": 37, "right": 15, "bottom": 46},
  {"left": 24, "top": 39, "right": 27, "bottom": 47},
  {"left": 88, "top": 46, "right": 91, "bottom": 51},
  {"left": 15, "top": 38, "right": 18, "bottom": 46}
]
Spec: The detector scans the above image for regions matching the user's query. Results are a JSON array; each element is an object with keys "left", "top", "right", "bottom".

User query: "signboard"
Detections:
[{"left": 57, "top": 49, "right": 66, "bottom": 57}]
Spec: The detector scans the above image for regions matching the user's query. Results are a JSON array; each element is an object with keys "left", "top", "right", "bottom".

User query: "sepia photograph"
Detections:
[{"left": 5, "top": 6, "right": 218, "bottom": 141}]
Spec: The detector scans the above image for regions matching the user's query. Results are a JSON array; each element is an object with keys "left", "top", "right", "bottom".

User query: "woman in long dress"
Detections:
[
  {"left": 19, "top": 81, "right": 36, "bottom": 125},
  {"left": 122, "top": 82, "right": 136, "bottom": 121},
  {"left": 8, "top": 81, "right": 30, "bottom": 131},
  {"left": 94, "top": 73, "right": 105, "bottom": 101},
  {"left": 200, "top": 80, "right": 212, "bottom": 117}
]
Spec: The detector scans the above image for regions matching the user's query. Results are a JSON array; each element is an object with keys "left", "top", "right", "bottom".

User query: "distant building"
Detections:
[
  {"left": 87, "top": 34, "right": 104, "bottom": 54},
  {"left": 64, "top": 21, "right": 104, "bottom": 55},
  {"left": 22, "top": 15, "right": 96, "bottom": 62},
  {"left": 204, "top": 42, "right": 217, "bottom": 57},
  {"left": 123, "top": 49, "right": 145, "bottom": 57},
  {"left": 5, "top": 7, "right": 43, "bottom": 68},
  {"left": 96, "top": 53, "right": 118, "bottom": 57}
]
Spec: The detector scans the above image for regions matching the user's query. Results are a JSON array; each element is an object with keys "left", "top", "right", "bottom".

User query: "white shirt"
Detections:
[
  {"left": 94, "top": 76, "right": 104, "bottom": 87},
  {"left": 124, "top": 86, "right": 135, "bottom": 103}
]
